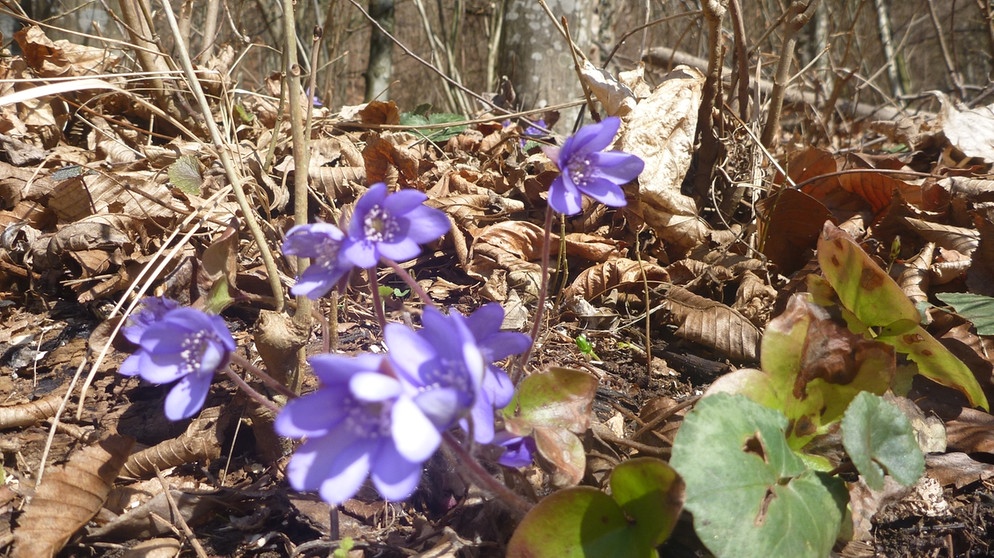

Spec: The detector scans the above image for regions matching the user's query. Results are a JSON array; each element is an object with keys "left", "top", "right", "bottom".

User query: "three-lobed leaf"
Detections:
[
  {"left": 841, "top": 392, "right": 925, "bottom": 490},
  {"left": 670, "top": 393, "right": 847, "bottom": 558}
]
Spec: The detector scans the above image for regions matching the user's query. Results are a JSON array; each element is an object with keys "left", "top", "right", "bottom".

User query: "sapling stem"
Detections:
[
  {"left": 368, "top": 271, "right": 388, "bottom": 331},
  {"left": 229, "top": 353, "right": 298, "bottom": 399},
  {"left": 442, "top": 432, "right": 531, "bottom": 518},
  {"left": 221, "top": 366, "right": 281, "bottom": 414},
  {"left": 513, "top": 205, "right": 555, "bottom": 382}
]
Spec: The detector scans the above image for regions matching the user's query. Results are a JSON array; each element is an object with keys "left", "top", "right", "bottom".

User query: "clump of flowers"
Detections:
[
  {"left": 542, "top": 116, "right": 645, "bottom": 215},
  {"left": 274, "top": 353, "right": 442, "bottom": 505},
  {"left": 277, "top": 304, "right": 530, "bottom": 505},
  {"left": 119, "top": 299, "right": 236, "bottom": 420}
]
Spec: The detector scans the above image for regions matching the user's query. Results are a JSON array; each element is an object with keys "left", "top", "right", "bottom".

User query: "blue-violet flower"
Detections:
[
  {"left": 543, "top": 116, "right": 645, "bottom": 215},
  {"left": 119, "top": 306, "right": 236, "bottom": 420},
  {"left": 342, "top": 182, "right": 450, "bottom": 268},
  {"left": 282, "top": 222, "right": 355, "bottom": 299},
  {"left": 495, "top": 434, "right": 537, "bottom": 468},
  {"left": 385, "top": 305, "right": 529, "bottom": 444},
  {"left": 275, "top": 353, "right": 442, "bottom": 505},
  {"left": 121, "top": 296, "right": 181, "bottom": 344}
]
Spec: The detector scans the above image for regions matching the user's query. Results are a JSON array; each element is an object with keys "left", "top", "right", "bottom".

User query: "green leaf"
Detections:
[
  {"left": 670, "top": 393, "right": 847, "bottom": 558},
  {"left": 609, "top": 458, "right": 684, "bottom": 549},
  {"left": 936, "top": 292, "right": 994, "bottom": 335},
  {"left": 507, "top": 488, "right": 650, "bottom": 558},
  {"left": 506, "top": 459, "right": 683, "bottom": 557},
  {"left": 877, "top": 325, "right": 989, "bottom": 410},
  {"left": 167, "top": 154, "right": 202, "bottom": 195},
  {"left": 817, "top": 221, "right": 918, "bottom": 329},
  {"left": 504, "top": 367, "right": 597, "bottom": 434},
  {"left": 840, "top": 392, "right": 924, "bottom": 490}
]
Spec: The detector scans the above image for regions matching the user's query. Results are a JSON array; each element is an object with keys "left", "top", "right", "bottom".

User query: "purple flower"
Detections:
[
  {"left": 495, "top": 434, "right": 536, "bottom": 468},
  {"left": 121, "top": 296, "right": 180, "bottom": 344},
  {"left": 342, "top": 183, "right": 450, "bottom": 268},
  {"left": 520, "top": 119, "right": 547, "bottom": 147},
  {"left": 119, "top": 307, "right": 236, "bottom": 420},
  {"left": 385, "top": 305, "right": 529, "bottom": 444},
  {"left": 282, "top": 222, "right": 355, "bottom": 299},
  {"left": 275, "top": 353, "right": 442, "bottom": 505},
  {"left": 542, "top": 116, "right": 645, "bottom": 215}
]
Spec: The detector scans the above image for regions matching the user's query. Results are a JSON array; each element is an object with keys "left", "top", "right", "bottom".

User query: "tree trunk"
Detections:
[
  {"left": 365, "top": 0, "right": 395, "bottom": 101},
  {"left": 497, "top": 0, "right": 594, "bottom": 129}
]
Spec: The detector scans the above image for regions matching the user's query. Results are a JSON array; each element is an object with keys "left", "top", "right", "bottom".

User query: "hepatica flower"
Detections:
[
  {"left": 543, "top": 116, "right": 645, "bottom": 215},
  {"left": 275, "top": 353, "right": 441, "bottom": 505},
  {"left": 342, "top": 182, "right": 450, "bottom": 268},
  {"left": 282, "top": 222, "right": 355, "bottom": 299},
  {"left": 119, "top": 305, "right": 236, "bottom": 420},
  {"left": 386, "top": 304, "right": 529, "bottom": 444}
]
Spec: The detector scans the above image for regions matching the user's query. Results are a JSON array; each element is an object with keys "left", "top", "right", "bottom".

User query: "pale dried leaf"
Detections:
[
  {"left": 619, "top": 66, "right": 711, "bottom": 254},
  {"left": 936, "top": 92, "right": 994, "bottom": 162},
  {"left": 121, "top": 407, "right": 229, "bottom": 479},
  {"left": 13, "top": 435, "right": 134, "bottom": 558},
  {"left": 903, "top": 217, "right": 979, "bottom": 256},
  {"left": 894, "top": 242, "right": 934, "bottom": 307},
  {"left": 0, "top": 390, "right": 63, "bottom": 429},
  {"left": 563, "top": 257, "right": 669, "bottom": 300},
  {"left": 579, "top": 59, "right": 637, "bottom": 116},
  {"left": 663, "top": 285, "right": 761, "bottom": 361}
]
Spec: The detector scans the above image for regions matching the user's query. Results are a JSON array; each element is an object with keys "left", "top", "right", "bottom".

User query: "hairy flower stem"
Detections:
[
  {"left": 513, "top": 206, "right": 555, "bottom": 382},
  {"left": 229, "top": 353, "right": 298, "bottom": 399},
  {"left": 222, "top": 366, "right": 281, "bottom": 414},
  {"left": 442, "top": 432, "right": 532, "bottom": 518},
  {"left": 383, "top": 258, "right": 435, "bottom": 306},
  {"left": 368, "top": 272, "right": 388, "bottom": 332}
]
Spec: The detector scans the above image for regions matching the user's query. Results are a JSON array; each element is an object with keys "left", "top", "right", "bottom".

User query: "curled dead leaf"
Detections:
[
  {"left": 663, "top": 285, "right": 761, "bottom": 362},
  {"left": 13, "top": 435, "right": 134, "bottom": 558},
  {"left": 563, "top": 257, "right": 669, "bottom": 301},
  {"left": 121, "top": 407, "right": 229, "bottom": 479}
]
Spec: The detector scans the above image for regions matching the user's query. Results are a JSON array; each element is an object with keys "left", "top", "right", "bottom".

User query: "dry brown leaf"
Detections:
[
  {"left": 619, "top": 66, "right": 711, "bottom": 254},
  {"left": 121, "top": 406, "right": 230, "bottom": 479},
  {"left": 894, "top": 242, "right": 934, "bottom": 307},
  {"left": 13, "top": 435, "right": 134, "bottom": 558},
  {"left": 902, "top": 217, "right": 979, "bottom": 256},
  {"left": 363, "top": 132, "right": 421, "bottom": 186},
  {"left": 467, "top": 220, "right": 623, "bottom": 299},
  {"left": 563, "top": 257, "right": 669, "bottom": 301},
  {"left": 0, "top": 389, "right": 64, "bottom": 429},
  {"left": 663, "top": 285, "right": 761, "bottom": 362},
  {"left": 926, "top": 453, "right": 994, "bottom": 489},
  {"left": 15, "top": 25, "right": 119, "bottom": 77},
  {"left": 966, "top": 209, "right": 994, "bottom": 296}
]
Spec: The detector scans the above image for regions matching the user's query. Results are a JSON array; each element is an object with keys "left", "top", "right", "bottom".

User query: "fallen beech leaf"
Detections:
[
  {"left": 121, "top": 406, "right": 230, "bottom": 479},
  {"left": 619, "top": 66, "right": 711, "bottom": 254},
  {"left": 757, "top": 187, "right": 833, "bottom": 275},
  {"left": 663, "top": 286, "right": 760, "bottom": 362},
  {"left": 13, "top": 435, "right": 134, "bottom": 558},
  {"left": 0, "top": 389, "right": 64, "bottom": 429},
  {"left": 934, "top": 92, "right": 994, "bottom": 162},
  {"left": 902, "top": 217, "right": 978, "bottom": 256},
  {"left": 563, "top": 257, "right": 669, "bottom": 301}
]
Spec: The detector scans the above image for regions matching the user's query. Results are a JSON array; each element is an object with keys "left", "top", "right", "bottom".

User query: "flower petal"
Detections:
[
  {"left": 548, "top": 176, "right": 584, "bottom": 215},
  {"left": 348, "top": 183, "right": 389, "bottom": 238},
  {"left": 375, "top": 237, "right": 421, "bottom": 263},
  {"left": 414, "top": 387, "right": 463, "bottom": 429},
  {"left": 136, "top": 352, "right": 186, "bottom": 384},
  {"left": 402, "top": 206, "right": 450, "bottom": 244},
  {"left": 370, "top": 442, "right": 425, "bottom": 501},
  {"left": 391, "top": 396, "right": 441, "bottom": 462},
  {"left": 342, "top": 239, "right": 379, "bottom": 268},
  {"left": 382, "top": 189, "right": 428, "bottom": 214},
  {"left": 565, "top": 117, "right": 620, "bottom": 156},
  {"left": 282, "top": 223, "right": 344, "bottom": 257},
  {"left": 119, "top": 354, "right": 141, "bottom": 377},
  {"left": 384, "top": 324, "right": 434, "bottom": 386},
  {"left": 309, "top": 353, "right": 383, "bottom": 387},
  {"left": 587, "top": 151, "right": 645, "bottom": 184},
  {"left": 163, "top": 373, "right": 212, "bottom": 420},
  {"left": 286, "top": 429, "right": 374, "bottom": 505},
  {"left": 350, "top": 372, "right": 402, "bottom": 402},
  {"left": 275, "top": 388, "right": 348, "bottom": 437},
  {"left": 575, "top": 177, "right": 627, "bottom": 207}
]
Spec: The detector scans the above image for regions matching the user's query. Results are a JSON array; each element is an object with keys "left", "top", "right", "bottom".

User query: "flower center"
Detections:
[
  {"left": 343, "top": 398, "right": 392, "bottom": 438},
  {"left": 421, "top": 357, "right": 472, "bottom": 398},
  {"left": 314, "top": 237, "right": 342, "bottom": 269},
  {"left": 567, "top": 155, "right": 593, "bottom": 187},
  {"left": 363, "top": 206, "right": 399, "bottom": 243},
  {"left": 179, "top": 330, "right": 222, "bottom": 376}
]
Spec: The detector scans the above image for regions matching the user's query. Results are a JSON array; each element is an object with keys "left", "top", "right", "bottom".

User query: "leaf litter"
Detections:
[{"left": 2, "top": 17, "right": 994, "bottom": 558}]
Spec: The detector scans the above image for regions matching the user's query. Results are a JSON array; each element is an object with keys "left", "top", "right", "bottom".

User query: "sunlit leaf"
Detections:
[
  {"left": 670, "top": 394, "right": 847, "bottom": 558},
  {"left": 936, "top": 292, "right": 994, "bottom": 335},
  {"left": 841, "top": 392, "right": 924, "bottom": 490},
  {"left": 167, "top": 154, "right": 202, "bottom": 195}
]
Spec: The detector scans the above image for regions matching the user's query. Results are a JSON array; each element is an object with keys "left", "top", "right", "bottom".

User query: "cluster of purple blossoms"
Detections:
[
  {"left": 282, "top": 183, "right": 450, "bottom": 300},
  {"left": 119, "top": 297, "right": 236, "bottom": 421},
  {"left": 276, "top": 304, "right": 531, "bottom": 505},
  {"left": 543, "top": 116, "right": 645, "bottom": 216}
]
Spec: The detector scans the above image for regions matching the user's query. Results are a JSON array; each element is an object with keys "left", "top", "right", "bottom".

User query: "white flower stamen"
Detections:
[{"left": 363, "top": 206, "right": 400, "bottom": 243}]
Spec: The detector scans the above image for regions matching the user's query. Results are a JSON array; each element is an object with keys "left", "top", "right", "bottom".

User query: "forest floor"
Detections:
[{"left": 3, "top": 23, "right": 994, "bottom": 558}]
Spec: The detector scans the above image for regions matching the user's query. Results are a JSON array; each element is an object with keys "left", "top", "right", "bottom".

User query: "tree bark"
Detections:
[
  {"left": 365, "top": 0, "right": 394, "bottom": 101},
  {"left": 497, "top": 0, "right": 594, "bottom": 128}
]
